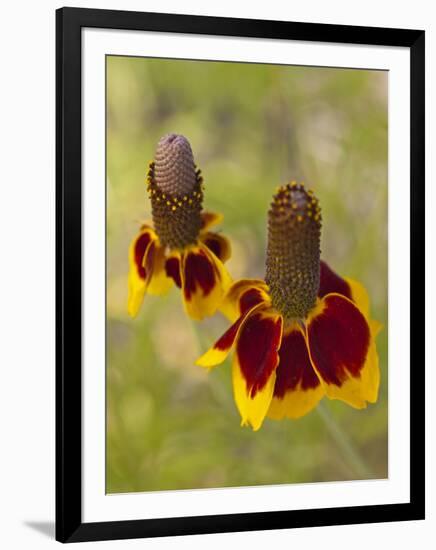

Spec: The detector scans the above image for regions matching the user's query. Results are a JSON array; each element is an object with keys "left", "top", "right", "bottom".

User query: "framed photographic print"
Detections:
[{"left": 56, "top": 7, "right": 425, "bottom": 543}]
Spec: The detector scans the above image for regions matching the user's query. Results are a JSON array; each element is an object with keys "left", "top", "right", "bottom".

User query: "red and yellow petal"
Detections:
[
  {"left": 233, "top": 310, "right": 283, "bottom": 431},
  {"left": 267, "top": 324, "right": 324, "bottom": 420},
  {"left": 165, "top": 251, "right": 182, "bottom": 289},
  {"left": 145, "top": 243, "right": 174, "bottom": 296},
  {"left": 344, "top": 277, "right": 370, "bottom": 319},
  {"left": 219, "top": 279, "right": 270, "bottom": 322},
  {"left": 200, "top": 231, "right": 232, "bottom": 263},
  {"left": 200, "top": 211, "right": 224, "bottom": 232},
  {"left": 319, "top": 261, "right": 370, "bottom": 318},
  {"left": 196, "top": 302, "right": 265, "bottom": 368},
  {"left": 180, "top": 242, "right": 231, "bottom": 320},
  {"left": 306, "top": 293, "right": 379, "bottom": 408},
  {"left": 318, "top": 261, "right": 352, "bottom": 301},
  {"left": 128, "top": 228, "right": 156, "bottom": 317}
]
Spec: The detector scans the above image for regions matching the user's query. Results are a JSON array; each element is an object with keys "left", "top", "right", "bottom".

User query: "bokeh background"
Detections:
[{"left": 106, "top": 56, "right": 388, "bottom": 493}]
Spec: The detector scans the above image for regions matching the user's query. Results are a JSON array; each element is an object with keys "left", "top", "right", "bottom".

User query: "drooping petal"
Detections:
[
  {"left": 196, "top": 302, "right": 265, "bottom": 368},
  {"left": 233, "top": 310, "right": 283, "bottom": 430},
  {"left": 181, "top": 242, "right": 231, "bottom": 320},
  {"left": 267, "top": 324, "right": 324, "bottom": 419},
  {"left": 219, "top": 279, "right": 270, "bottom": 322},
  {"left": 165, "top": 252, "right": 182, "bottom": 288},
  {"left": 200, "top": 231, "right": 232, "bottom": 263},
  {"left": 200, "top": 210, "right": 224, "bottom": 232},
  {"left": 146, "top": 243, "right": 174, "bottom": 296},
  {"left": 306, "top": 293, "right": 379, "bottom": 408},
  {"left": 344, "top": 277, "right": 370, "bottom": 319},
  {"left": 127, "top": 228, "right": 157, "bottom": 317},
  {"left": 319, "top": 261, "right": 370, "bottom": 318},
  {"left": 318, "top": 260, "right": 352, "bottom": 301}
]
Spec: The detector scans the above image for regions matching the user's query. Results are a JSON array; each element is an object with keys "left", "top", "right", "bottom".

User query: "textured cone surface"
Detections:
[
  {"left": 265, "top": 182, "right": 321, "bottom": 320},
  {"left": 155, "top": 134, "right": 197, "bottom": 196},
  {"left": 147, "top": 134, "right": 203, "bottom": 249}
]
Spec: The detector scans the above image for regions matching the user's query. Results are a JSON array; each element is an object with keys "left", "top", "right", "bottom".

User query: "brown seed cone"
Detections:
[
  {"left": 147, "top": 157, "right": 204, "bottom": 250},
  {"left": 265, "top": 182, "right": 322, "bottom": 320},
  {"left": 155, "top": 134, "right": 197, "bottom": 196}
]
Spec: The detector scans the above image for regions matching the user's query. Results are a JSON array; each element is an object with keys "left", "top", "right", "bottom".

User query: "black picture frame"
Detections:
[{"left": 56, "top": 6, "right": 425, "bottom": 543}]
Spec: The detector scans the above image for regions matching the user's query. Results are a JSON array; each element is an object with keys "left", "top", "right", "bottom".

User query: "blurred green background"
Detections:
[{"left": 106, "top": 56, "right": 388, "bottom": 493}]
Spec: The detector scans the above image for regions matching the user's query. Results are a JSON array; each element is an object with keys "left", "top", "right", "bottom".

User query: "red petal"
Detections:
[
  {"left": 134, "top": 232, "right": 153, "bottom": 279},
  {"left": 203, "top": 235, "right": 222, "bottom": 259},
  {"left": 239, "top": 288, "right": 267, "bottom": 315},
  {"left": 214, "top": 300, "right": 266, "bottom": 353},
  {"left": 183, "top": 248, "right": 217, "bottom": 300},
  {"left": 201, "top": 232, "right": 231, "bottom": 263},
  {"left": 274, "top": 327, "right": 320, "bottom": 397},
  {"left": 165, "top": 256, "right": 182, "bottom": 288},
  {"left": 214, "top": 314, "right": 247, "bottom": 352},
  {"left": 220, "top": 279, "right": 269, "bottom": 322},
  {"left": 318, "top": 261, "right": 351, "bottom": 300},
  {"left": 144, "top": 241, "right": 156, "bottom": 281},
  {"left": 196, "top": 300, "right": 267, "bottom": 368},
  {"left": 236, "top": 312, "right": 283, "bottom": 398},
  {"left": 307, "top": 295, "right": 370, "bottom": 385}
]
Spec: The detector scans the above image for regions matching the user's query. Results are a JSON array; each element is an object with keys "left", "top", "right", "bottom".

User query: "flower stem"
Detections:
[{"left": 316, "top": 402, "right": 373, "bottom": 479}]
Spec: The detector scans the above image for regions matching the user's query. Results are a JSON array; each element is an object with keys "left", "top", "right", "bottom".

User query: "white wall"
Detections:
[{"left": 0, "top": 1, "right": 433, "bottom": 548}]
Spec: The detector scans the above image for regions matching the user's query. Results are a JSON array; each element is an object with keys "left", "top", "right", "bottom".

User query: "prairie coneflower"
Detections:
[
  {"left": 196, "top": 182, "right": 381, "bottom": 430},
  {"left": 128, "top": 134, "right": 231, "bottom": 320}
]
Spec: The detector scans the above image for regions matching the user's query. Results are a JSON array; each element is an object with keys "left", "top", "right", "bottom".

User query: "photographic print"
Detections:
[
  {"left": 57, "top": 8, "right": 424, "bottom": 542},
  {"left": 106, "top": 55, "right": 388, "bottom": 494}
]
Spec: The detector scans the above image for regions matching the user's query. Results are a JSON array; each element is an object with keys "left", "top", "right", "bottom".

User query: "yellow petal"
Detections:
[
  {"left": 267, "top": 384, "right": 324, "bottom": 419},
  {"left": 317, "top": 333, "right": 380, "bottom": 408},
  {"left": 219, "top": 279, "right": 270, "bottom": 322},
  {"left": 200, "top": 210, "right": 224, "bottom": 232},
  {"left": 146, "top": 245, "right": 173, "bottom": 296},
  {"left": 127, "top": 228, "right": 156, "bottom": 318},
  {"left": 232, "top": 310, "right": 283, "bottom": 430},
  {"left": 306, "top": 293, "right": 380, "bottom": 409},
  {"left": 181, "top": 243, "right": 231, "bottom": 320},
  {"left": 233, "top": 355, "right": 277, "bottom": 431},
  {"left": 267, "top": 324, "right": 325, "bottom": 419},
  {"left": 345, "top": 276, "right": 370, "bottom": 319}
]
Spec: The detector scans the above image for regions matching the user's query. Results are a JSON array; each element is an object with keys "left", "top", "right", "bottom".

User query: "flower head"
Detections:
[
  {"left": 266, "top": 182, "right": 321, "bottom": 319},
  {"left": 197, "top": 182, "right": 381, "bottom": 431},
  {"left": 128, "top": 134, "right": 231, "bottom": 320}
]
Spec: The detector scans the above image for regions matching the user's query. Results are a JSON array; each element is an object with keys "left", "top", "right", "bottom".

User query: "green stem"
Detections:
[{"left": 316, "top": 402, "right": 373, "bottom": 479}]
